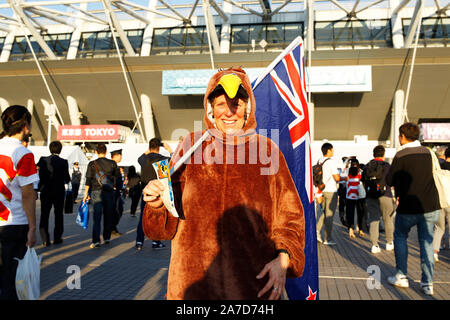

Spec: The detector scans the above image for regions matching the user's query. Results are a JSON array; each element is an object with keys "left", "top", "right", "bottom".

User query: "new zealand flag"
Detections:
[{"left": 252, "top": 36, "right": 318, "bottom": 300}]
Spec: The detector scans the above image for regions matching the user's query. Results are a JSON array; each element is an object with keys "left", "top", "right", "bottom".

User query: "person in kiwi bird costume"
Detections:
[{"left": 142, "top": 67, "right": 305, "bottom": 300}]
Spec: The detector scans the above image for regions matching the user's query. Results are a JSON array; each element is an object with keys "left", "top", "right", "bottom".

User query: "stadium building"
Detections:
[{"left": 0, "top": 0, "right": 448, "bottom": 154}]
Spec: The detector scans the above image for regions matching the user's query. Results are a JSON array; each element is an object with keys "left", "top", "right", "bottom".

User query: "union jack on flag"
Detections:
[{"left": 252, "top": 36, "right": 319, "bottom": 300}]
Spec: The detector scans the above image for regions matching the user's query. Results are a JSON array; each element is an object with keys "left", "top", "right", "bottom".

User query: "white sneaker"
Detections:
[
  {"left": 316, "top": 232, "right": 323, "bottom": 243},
  {"left": 434, "top": 253, "right": 439, "bottom": 263},
  {"left": 371, "top": 245, "right": 381, "bottom": 254},
  {"left": 421, "top": 283, "right": 434, "bottom": 296},
  {"left": 386, "top": 242, "right": 394, "bottom": 251},
  {"left": 387, "top": 274, "right": 409, "bottom": 288},
  {"left": 323, "top": 240, "right": 336, "bottom": 246}
]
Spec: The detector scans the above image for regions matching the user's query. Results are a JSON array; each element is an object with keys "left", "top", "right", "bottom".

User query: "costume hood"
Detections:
[{"left": 204, "top": 67, "right": 257, "bottom": 140}]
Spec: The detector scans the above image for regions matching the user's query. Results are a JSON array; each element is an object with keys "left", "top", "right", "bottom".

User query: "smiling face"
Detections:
[{"left": 212, "top": 93, "right": 247, "bottom": 134}]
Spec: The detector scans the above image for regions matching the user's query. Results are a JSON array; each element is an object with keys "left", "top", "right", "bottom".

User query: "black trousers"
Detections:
[
  {"left": 0, "top": 224, "right": 28, "bottom": 300},
  {"left": 338, "top": 184, "right": 346, "bottom": 214},
  {"left": 346, "top": 199, "right": 365, "bottom": 230},
  {"left": 113, "top": 191, "right": 124, "bottom": 231},
  {"left": 71, "top": 182, "right": 80, "bottom": 202},
  {"left": 40, "top": 190, "right": 65, "bottom": 243},
  {"left": 130, "top": 193, "right": 140, "bottom": 216}
]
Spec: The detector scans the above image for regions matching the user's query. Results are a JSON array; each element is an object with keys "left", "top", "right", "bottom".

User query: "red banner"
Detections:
[{"left": 57, "top": 125, "right": 120, "bottom": 141}]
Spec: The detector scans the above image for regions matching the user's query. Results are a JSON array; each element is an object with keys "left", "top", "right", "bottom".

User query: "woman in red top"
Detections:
[{"left": 345, "top": 162, "right": 366, "bottom": 238}]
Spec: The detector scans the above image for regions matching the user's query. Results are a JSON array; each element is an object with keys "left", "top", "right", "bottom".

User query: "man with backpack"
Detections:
[
  {"left": 363, "top": 145, "right": 395, "bottom": 254},
  {"left": 135, "top": 138, "right": 173, "bottom": 250},
  {"left": 83, "top": 143, "right": 121, "bottom": 249},
  {"left": 315, "top": 142, "right": 346, "bottom": 245}
]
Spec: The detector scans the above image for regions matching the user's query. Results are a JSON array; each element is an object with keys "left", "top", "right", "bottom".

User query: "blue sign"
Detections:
[{"left": 162, "top": 68, "right": 265, "bottom": 95}]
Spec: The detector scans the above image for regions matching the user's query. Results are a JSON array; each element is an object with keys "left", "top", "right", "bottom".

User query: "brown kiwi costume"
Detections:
[{"left": 143, "top": 67, "right": 305, "bottom": 300}]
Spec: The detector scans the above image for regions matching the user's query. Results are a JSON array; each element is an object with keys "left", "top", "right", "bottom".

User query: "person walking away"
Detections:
[
  {"left": 135, "top": 138, "right": 173, "bottom": 250},
  {"left": 433, "top": 146, "right": 450, "bottom": 262},
  {"left": 110, "top": 149, "right": 124, "bottom": 236},
  {"left": 363, "top": 145, "right": 395, "bottom": 254},
  {"left": 71, "top": 162, "right": 82, "bottom": 203},
  {"left": 345, "top": 161, "right": 366, "bottom": 239},
  {"left": 316, "top": 143, "right": 346, "bottom": 245},
  {"left": 337, "top": 157, "right": 349, "bottom": 226},
  {"left": 386, "top": 122, "right": 441, "bottom": 296},
  {"left": 83, "top": 143, "right": 121, "bottom": 248},
  {"left": 37, "top": 140, "right": 70, "bottom": 246},
  {"left": 0, "top": 105, "right": 38, "bottom": 300},
  {"left": 126, "top": 166, "right": 142, "bottom": 218}
]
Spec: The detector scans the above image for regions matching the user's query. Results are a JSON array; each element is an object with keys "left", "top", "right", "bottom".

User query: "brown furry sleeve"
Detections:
[
  {"left": 270, "top": 146, "right": 305, "bottom": 278},
  {"left": 142, "top": 132, "right": 201, "bottom": 240},
  {"left": 141, "top": 132, "right": 196, "bottom": 240}
]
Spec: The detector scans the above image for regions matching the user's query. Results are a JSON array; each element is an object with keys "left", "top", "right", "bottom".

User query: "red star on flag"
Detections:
[{"left": 306, "top": 286, "right": 317, "bottom": 300}]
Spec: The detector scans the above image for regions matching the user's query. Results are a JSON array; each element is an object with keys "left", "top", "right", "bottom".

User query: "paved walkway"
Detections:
[{"left": 36, "top": 198, "right": 449, "bottom": 300}]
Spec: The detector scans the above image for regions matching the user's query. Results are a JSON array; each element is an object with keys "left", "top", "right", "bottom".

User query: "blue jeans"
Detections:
[
  {"left": 393, "top": 210, "right": 440, "bottom": 285},
  {"left": 136, "top": 195, "right": 146, "bottom": 245},
  {"left": 91, "top": 190, "right": 115, "bottom": 244}
]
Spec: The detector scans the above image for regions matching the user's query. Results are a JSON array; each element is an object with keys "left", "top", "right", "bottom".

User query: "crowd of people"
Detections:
[
  {"left": 0, "top": 71, "right": 448, "bottom": 301},
  {"left": 315, "top": 122, "right": 449, "bottom": 296},
  {"left": 0, "top": 104, "right": 177, "bottom": 300}
]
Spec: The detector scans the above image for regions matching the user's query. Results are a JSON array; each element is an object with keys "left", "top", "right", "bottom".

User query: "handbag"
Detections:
[
  {"left": 429, "top": 149, "right": 450, "bottom": 208},
  {"left": 358, "top": 181, "right": 366, "bottom": 199},
  {"left": 76, "top": 201, "right": 89, "bottom": 229}
]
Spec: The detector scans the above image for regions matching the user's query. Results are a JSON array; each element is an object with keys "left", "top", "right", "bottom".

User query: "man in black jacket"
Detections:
[
  {"left": 83, "top": 143, "right": 121, "bottom": 248},
  {"left": 135, "top": 138, "right": 172, "bottom": 250},
  {"left": 386, "top": 122, "right": 441, "bottom": 296},
  {"left": 37, "top": 140, "right": 71, "bottom": 246}
]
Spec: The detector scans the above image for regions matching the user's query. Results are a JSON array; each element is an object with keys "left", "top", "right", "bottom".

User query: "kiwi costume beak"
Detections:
[{"left": 217, "top": 74, "right": 243, "bottom": 99}]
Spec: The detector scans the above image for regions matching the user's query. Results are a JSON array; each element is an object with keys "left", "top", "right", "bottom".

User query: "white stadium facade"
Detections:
[{"left": 0, "top": 0, "right": 448, "bottom": 159}]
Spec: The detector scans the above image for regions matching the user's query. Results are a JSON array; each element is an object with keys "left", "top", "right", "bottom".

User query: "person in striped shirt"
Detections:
[
  {"left": 0, "top": 105, "right": 39, "bottom": 300},
  {"left": 345, "top": 161, "right": 366, "bottom": 239}
]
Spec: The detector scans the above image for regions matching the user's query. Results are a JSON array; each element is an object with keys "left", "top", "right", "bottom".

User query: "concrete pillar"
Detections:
[
  {"left": 0, "top": 97, "right": 9, "bottom": 112},
  {"left": 140, "top": 0, "right": 158, "bottom": 56},
  {"left": 305, "top": 0, "right": 315, "bottom": 52},
  {"left": 140, "top": 94, "right": 155, "bottom": 142},
  {"left": 202, "top": 0, "right": 221, "bottom": 54},
  {"left": 391, "top": 89, "right": 404, "bottom": 149},
  {"left": 42, "top": 98, "right": 61, "bottom": 131},
  {"left": 67, "top": 96, "right": 81, "bottom": 125},
  {"left": 67, "top": 3, "right": 87, "bottom": 60},
  {"left": 0, "top": 32, "right": 16, "bottom": 63},
  {"left": 219, "top": 1, "right": 232, "bottom": 54},
  {"left": 308, "top": 102, "right": 314, "bottom": 142},
  {"left": 26, "top": 99, "right": 34, "bottom": 114}
]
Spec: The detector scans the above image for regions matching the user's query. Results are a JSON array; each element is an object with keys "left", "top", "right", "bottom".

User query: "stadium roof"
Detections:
[{"left": 0, "top": 0, "right": 448, "bottom": 59}]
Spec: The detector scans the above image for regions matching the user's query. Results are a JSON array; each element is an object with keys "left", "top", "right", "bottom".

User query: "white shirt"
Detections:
[
  {"left": 319, "top": 156, "right": 339, "bottom": 193},
  {"left": 0, "top": 137, "right": 39, "bottom": 226},
  {"left": 398, "top": 140, "right": 421, "bottom": 151}
]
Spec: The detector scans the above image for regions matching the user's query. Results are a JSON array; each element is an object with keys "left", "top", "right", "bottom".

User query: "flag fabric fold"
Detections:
[{"left": 252, "top": 36, "right": 319, "bottom": 300}]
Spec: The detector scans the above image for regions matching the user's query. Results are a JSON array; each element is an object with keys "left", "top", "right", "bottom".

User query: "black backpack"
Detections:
[
  {"left": 364, "top": 160, "right": 386, "bottom": 198},
  {"left": 94, "top": 160, "right": 115, "bottom": 192},
  {"left": 312, "top": 158, "right": 330, "bottom": 192}
]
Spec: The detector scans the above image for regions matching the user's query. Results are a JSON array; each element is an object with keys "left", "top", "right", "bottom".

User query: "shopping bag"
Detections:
[
  {"left": 15, "top": 247, "right": 42, "bottom": 300},
  {"left": 358, "top": 182, "right": 366, "bottom": 199},
  {"left": 429, "top": 149, "right": 450, "bottom": 208},
  {"left": 64, "top": 190, "right": 74, "bottom": 214},
  {"left": 76, "top": 201, "right": 89, "bottom": 229}
]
